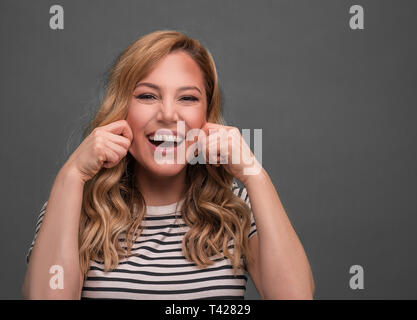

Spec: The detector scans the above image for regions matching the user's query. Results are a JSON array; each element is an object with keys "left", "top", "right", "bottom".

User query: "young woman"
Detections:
[{"left": 22, "top": 30, "right": 315, "bottom": 300}]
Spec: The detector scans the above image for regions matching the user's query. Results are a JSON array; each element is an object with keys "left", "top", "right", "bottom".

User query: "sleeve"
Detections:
[
  {"left": 26, "top": 201, "right": 48, "bottom": 265},
  {"left": 232, "top": 182, "right": 257, "bottom": 239}
]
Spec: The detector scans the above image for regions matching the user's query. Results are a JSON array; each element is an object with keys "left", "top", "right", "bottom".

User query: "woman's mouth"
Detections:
[{"left": 146, "top": 133, "right": 185, "bottom": 153}]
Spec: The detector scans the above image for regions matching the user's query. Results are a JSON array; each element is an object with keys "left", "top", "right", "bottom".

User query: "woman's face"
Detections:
[{"left": 127, "top": 50, "right": 207, "bottom": 177}]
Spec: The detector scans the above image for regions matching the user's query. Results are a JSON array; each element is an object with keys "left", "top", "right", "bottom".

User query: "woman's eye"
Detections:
[
  {"left": 180, "top": 96, "right": 199, "bottom": 102},
  {"left": 135, "top": 94, "right": 198, "bottom": 102},
  {"left": 136, "top": 94, "right": 156, "bottom": 100}
]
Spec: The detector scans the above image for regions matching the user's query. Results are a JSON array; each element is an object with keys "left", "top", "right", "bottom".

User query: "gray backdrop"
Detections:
[{"left": 1, "top": 0, "right": 416, "bottom": 299}]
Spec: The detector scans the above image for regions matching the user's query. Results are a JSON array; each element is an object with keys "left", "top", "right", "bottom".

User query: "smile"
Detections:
[{"left": 146, "top": 134, "right": 185, "bottom": 152}]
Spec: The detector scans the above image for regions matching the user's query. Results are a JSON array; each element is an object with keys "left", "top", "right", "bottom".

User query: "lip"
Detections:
[
  {"left": 146, "top": 135, "right": 184, "bottom": 155},
  {"left": 146, "top": 129, "right": 185, "bottom": 140}
]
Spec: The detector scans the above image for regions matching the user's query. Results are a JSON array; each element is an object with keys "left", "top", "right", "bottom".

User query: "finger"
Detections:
[
  {"left": 201, "top": 122, "right": 221, "bottom": 135},
  {"left": 105, "top": 139, "right": 128, "bottom": 159},
  {"left": 195, "top": 135, "right": 208, "bottom": 163},
  {"left": 102, "top": 147, "right": 120, "bottom": 168},
  {"left": 102, "top": 120, "right": 133, "bottom": 142},
  {"left": 213, "top": 156, "right": 221, "bottom": 167},
  {"left": 206, "top": 133, "right": 222, "bottom": 164},
  {"left": 102, "top": 130, "right": 131, "bottom": 151},
  {"left": 209, "top": 144, "right": 229, "bottom": 165},
  {"left": 202, "top": 122, "right": 231, "bottom": 134},
  {"left": 207, "top": 131, "right": 229, "bottom": 153}
]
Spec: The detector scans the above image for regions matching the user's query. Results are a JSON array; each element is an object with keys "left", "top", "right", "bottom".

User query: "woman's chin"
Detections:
[{"left": 146, "top": 162, "right": 187, "bottom": 177}]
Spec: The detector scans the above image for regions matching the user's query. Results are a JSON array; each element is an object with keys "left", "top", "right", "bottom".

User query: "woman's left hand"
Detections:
[{"left": 200, "top": 122, "right": 262, "bottom": 184}]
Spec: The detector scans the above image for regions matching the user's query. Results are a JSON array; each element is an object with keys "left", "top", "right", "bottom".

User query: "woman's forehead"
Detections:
[{"left": 136, "top": 51, "right": 205, "bottom": 91}]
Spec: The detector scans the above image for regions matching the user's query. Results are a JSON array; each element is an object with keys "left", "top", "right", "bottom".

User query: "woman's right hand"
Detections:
[{"left": 62, "top": 120, "right": 134, "bottom": 184}]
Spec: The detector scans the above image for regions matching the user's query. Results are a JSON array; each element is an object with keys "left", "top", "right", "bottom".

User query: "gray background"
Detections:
[{"left": 1, "top": 0, "right": 416, "bottom": 299}]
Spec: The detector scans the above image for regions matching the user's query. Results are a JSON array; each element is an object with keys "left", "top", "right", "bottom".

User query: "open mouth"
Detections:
[{"left": 147, "top": 134, "right": 184, "bottom": 148}]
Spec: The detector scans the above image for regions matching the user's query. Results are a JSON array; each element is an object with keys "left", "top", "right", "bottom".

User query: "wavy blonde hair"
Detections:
[{"left": 79, "top": 30, "right": 254, "bottom": 278}]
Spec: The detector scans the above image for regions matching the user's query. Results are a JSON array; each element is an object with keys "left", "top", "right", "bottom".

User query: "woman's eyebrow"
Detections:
[
  {"left": 135, "top": 82, "right": 202, "bottom": 95},
  {"left": 177, "top": 86, "right": 202, "bottom": 95},
  {"left": 135, "top": 82, "right": 159, "bottom": 90}
]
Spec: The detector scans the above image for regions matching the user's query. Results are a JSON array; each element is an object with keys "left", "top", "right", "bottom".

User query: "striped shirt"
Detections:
[{"left": 26, "top": 181, "right": 257, "bottom": 299}]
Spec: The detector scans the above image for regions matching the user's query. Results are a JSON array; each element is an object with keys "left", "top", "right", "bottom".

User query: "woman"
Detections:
[{"left": 22, "top": 30, "right": 315, "bottom": 299}]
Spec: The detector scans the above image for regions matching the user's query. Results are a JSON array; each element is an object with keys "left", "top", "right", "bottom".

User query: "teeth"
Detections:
[{"left": 149, "top": 134, "right": 183, "bottom": 143}]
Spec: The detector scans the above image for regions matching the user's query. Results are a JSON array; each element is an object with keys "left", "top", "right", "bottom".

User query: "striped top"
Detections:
[{"left": 26, "top": 181, "right": 257, "bottom": 300}]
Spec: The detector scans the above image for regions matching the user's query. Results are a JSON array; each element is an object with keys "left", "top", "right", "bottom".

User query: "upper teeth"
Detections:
[{"left": 149, "top": 134, "right": 183, "bottom": 143}]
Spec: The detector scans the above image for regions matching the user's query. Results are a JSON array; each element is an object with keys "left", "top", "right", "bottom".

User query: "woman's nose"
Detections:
[{"left": 157, "top": 99, "right": 179, "bottom": 122}]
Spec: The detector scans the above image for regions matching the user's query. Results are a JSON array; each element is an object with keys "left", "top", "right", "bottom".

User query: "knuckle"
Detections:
[
  {"left": 94, "top": 135, "right": 104, "bottom": 145},
  {"left": 92, "top": 127, "right": 102, "bottom": 137},
  {"left": 93, "top": 141, "right": 103, "bottom": 153},
  {"left": 114, "top": 152, "right": 122, "bottom": 163},
  {"left": 123, "top": 137, "right": 131, "bottom": 147}
]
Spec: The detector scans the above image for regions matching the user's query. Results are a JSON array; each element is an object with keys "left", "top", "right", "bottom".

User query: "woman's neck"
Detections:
[{"left": 134, "top": 164, "right": 187, "bottom": 206}]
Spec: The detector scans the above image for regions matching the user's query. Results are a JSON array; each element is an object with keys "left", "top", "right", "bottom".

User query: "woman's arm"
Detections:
[
  {"left": 22, "top": 164, "right": 85, "bottom": 299},
  {"left": 243, "top": 168, "right": 315, "bottom": 299},
  {"left": 199, "top": 122, "right": 314, "bottom": 298}
]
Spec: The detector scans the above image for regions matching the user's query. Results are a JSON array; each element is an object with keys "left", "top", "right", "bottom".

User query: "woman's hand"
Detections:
[
  {"left": 62, "top": 120, "right": 133, "bottom": 183},
  {"left": 200, "top": 122, "right": 262, "bottom": 184}
]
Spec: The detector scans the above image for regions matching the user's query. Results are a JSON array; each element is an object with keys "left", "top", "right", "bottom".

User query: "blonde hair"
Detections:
[{"left": 79, "top": 30, "right": 254, "bottom": 278}]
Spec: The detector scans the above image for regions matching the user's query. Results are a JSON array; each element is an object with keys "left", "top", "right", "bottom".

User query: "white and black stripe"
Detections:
[{"left": 26, "top": 181, "right": 257, "bottom": 299}]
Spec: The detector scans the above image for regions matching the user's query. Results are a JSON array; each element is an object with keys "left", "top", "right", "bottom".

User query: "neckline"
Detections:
[{"left": 145, "top": 198, "right": 185, "bottom": 216}]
